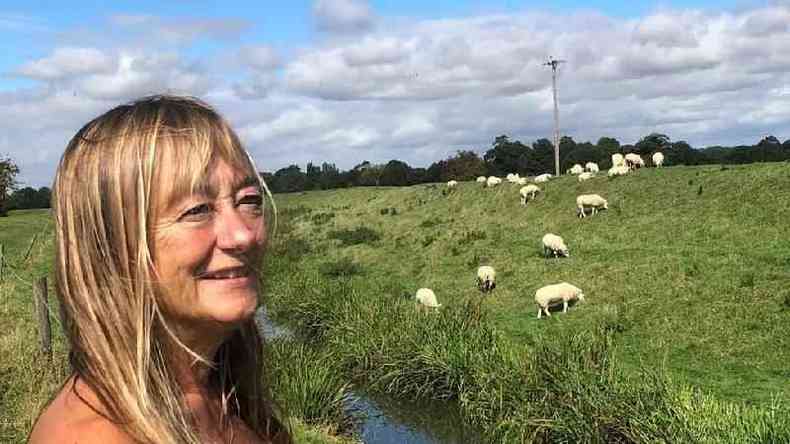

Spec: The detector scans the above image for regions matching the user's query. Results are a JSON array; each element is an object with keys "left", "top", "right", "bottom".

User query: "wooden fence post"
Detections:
[{"left": 34, "top": 277, "right": 52, "bottom": 361}]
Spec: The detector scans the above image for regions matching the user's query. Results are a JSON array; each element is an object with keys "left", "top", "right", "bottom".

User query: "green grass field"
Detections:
[
  {"left": 267, "top": 162, "right": 790, "bottom": 405},
  {"left": 3, "top": 163, "right": 789, "bottom": 442}
]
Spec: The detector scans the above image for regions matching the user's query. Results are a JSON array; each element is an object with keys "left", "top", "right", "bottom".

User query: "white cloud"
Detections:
[
  {"left": 4, "top": 5, "right": 790, "bottom": 188},
  {"left": 313, "top": 0, "right": 375, "bottom": 33}
]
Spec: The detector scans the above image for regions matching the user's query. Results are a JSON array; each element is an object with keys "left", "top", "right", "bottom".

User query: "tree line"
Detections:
[
  {"left": 261, "top": 133, "right": 790, "bottom": 193},
  {"left": 2, "top": 133, "right": 789, "bottom": 214}
]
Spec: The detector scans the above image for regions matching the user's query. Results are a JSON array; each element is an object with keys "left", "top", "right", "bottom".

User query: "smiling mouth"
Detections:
[{"left": 198, "top": 267, "right": 251, "bottom": 280}]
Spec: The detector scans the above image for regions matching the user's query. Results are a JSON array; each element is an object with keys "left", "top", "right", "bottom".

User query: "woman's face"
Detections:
[{"left": 152, "top": 158, "right": 266, "bottom": 329}]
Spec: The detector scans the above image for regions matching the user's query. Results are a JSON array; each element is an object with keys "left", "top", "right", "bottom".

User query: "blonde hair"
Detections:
[{"left": 52, "top": 95, "right": 288, "bottom": 443}]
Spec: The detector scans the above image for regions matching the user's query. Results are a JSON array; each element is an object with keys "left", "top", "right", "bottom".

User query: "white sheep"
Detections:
[
  {"left": 611, "top": 153, "right": 625, "bottom": 167},
  {"left": 607, "top": 165, "right": 629, "bottom": 178},
  {"left": 534, "top": 173, "right": 552, "bottom": 183},
  {"left": 576, "top": 194, "right": 608, "bottom": 218},
  {"left": 652, "top": 152, "right": 665, "bottom": 168},
  {"left": 476, "top": 266, "right": 496, "bottom": 293},
  {"left": 578, "top": 172, "right": 595, "bottom": 182},
  {"left": 534, "top": 282, "right": 585, "bottom": 318},
  {"left": 447, "top": 180, "right": 458, "bottom": 189},
  {"left": 516, "top": 177, "right": 528, "bottom": 185},
  {"left": 568, "top": 164, "right": 584, "bottom": 175},
  {"left": 625, "top": 153, "right": 644, "bottom": 169},
  {"left": 585, "top": 162, "right": 600, "bottom": 173},
  {"left": 415, "top": 288, "right": 441, "bottom": 308},
  {"left": 506, "top": 173, "right": 521, "bottom": 183},
  {"left": 542, "top": 233, "right": 569, "bottom": 258},
  {"left": 476, "top": 176, "right": 487, "bottom": 184},
  {"left": 486, "top": 176, "right": 502, "bottom": 187},
  {"left": 519, "top": 184, "right": 541, "bottom": 205}
]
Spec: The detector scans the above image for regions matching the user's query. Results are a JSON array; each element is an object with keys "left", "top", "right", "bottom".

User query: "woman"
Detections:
[{"left": 29, "top": 95, "right": 291, "bottom": 443}]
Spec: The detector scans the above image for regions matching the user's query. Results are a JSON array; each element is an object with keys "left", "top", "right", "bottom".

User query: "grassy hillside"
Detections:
[{"left": 269, "top": 163, "right": 790, "bottom": 405}]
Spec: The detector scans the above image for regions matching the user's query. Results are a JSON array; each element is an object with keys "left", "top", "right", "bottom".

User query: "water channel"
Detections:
[{"left": 255, "top": 308, "right": 484, "bottom": 444}]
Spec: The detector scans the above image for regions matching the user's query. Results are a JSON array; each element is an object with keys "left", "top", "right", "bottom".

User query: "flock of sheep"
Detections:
[{"left": 416, "top": 151, "right": 665, "bottom": 318}]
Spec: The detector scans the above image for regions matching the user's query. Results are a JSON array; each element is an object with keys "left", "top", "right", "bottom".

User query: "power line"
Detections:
[{"left": 544, "top": 56, "right": 565, "bottom": 176}]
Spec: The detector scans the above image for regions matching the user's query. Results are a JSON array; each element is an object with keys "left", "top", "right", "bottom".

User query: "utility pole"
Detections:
[{"left": 544, "top": 57, "right": 565, "bottom": 176}]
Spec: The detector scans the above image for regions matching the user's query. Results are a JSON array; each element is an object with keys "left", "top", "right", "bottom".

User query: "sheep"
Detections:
[
  {"left": 652, "top": 152, "right": 665, "bottom": 168},
  {"left": 585, "top": 162, "right": 600, "bottom": 173},
  {"left": 476, "top": 176, "right": 487, "bottom": 184},
  {"left": 567, "top": 164, "right": 584, "bottom": 175},
  {"left": 534, "top": 173, "right": 552, "bottom": 183},
  {"left": 476, "top": 266, "right": 496, "bottom": 293},
  {"left": 576, "top": 194, "right": 608, "bottom": 218},
  {"left": 486, "top": 176, "right": 502, "bottom": 187},
  {"left": 415, "top": 288, "right": 441, "bottom": 308},
  {"left": 519, "top": 184, "right": 541, "bottom": 205},
  {"left": 578, "top": 172, "right": 595, "bottom": 182},
  {"left": 625, "top": 153, "right": 644, "bottom": 169},
  {"left": 516, "top": 177, "right": 528, "bottom": 185},
  {"left": 534, "top": 282, "right": 585, "bottom": 318},
  {"left": 506, "top": 173, "right": 521, "bottom": 183},
  {"left": 542, "top": 233, "right": 569, "bottom": 258},
  {"left": 607, "top": 165, "right": 629, "bottom": 178},
  {"left": 447, "top": 180, "right": 458, "bottom": 189},
  {"left": 611, "top": 153, "right": 625, "bottom": 167}
]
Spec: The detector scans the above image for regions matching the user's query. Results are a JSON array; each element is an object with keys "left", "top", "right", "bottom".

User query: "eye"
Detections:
[
  {"left": 179, "top": 203, "right": 213, "bottom": 221},
  {"left": 238, "top": 194, "right": 263, "bottom": 214}
]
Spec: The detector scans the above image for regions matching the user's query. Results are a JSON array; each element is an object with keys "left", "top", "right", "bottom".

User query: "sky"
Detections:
[{"left": 1, "top": 0, "right": 788, "bottom": 187}]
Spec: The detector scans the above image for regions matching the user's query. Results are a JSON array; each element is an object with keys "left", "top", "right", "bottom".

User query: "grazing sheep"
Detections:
[
  {"left": 585, "top": 162, "right": 600, "bottom": 173},
  {"left": 486, "top": 176, "right": 502, "bottom": 187},
  {"left": 578, "top": 172, "right": 595, "bottom": 182},
  {"left": 476, "top": 176, "right": 487, "bottom": 184},
  {"left": 611, "top": 153, "right": 625, "bottom": 167},
  {"left": 534, "top": 282, "right": 585, "bottom": 318},
  {"left": 447, "top": 180, "right": 458, "bottom": 189},
  {"left": 607, "top": 165, "right": 629, "bottom": 178},
  {"left": 476, "top": 266, "right": 496, "bottom": 293},
  {"left": 568, "top": 164, "right": 584, "bottom": 175},
  {"left": 576, "top": 194, "right": 608, "bottom": 218},
  {"left": 415, "top": 288, "right": 441, "bottom": 308},
  {"left": 506, "top": 173, "right": 522, "bottom": 183},
  {"left": 542, "top": 233, "right": 569, "bottom": 258},
  {"left": 625, "top": 153, "right": 645, "bottom": 169},
  {"left": 652, "top": 152, "right": 665, "bottom": 168},
  {"left": 520, "top": 184, "right": 541, "bottom": 205},
  {"left": 534, "top": 173, "right": 552, "bottom": 183},
  {"left": 516, "top": 177, "right": 528, "bottom": 185}
]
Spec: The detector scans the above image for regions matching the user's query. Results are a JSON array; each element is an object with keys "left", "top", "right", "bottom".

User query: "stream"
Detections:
[{"left": 255, "top": 308, "right": 483, "bottom": 444}]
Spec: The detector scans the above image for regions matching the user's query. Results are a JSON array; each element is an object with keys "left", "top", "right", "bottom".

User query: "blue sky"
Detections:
[{"left": 1, "top": 0, "right": 788, "bottom": 187}]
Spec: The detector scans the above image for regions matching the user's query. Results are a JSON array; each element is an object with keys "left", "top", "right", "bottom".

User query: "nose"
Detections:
[{"left": 215, "top": 206, "right": 260, "bottom": 253}]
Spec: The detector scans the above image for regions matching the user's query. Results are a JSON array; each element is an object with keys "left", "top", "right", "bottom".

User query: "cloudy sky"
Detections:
[{"left": 1, "top": 0, "right": 788, "bottom": 187}]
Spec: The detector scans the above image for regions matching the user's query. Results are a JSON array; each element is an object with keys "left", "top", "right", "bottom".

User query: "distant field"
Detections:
[{"left": 268, "top": 163, "right": 790, "bottom": 405}]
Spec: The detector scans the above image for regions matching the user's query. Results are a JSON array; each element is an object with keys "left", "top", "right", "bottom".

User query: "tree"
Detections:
[
  {"left": 596, "top": 137, "right": 621, "bottom": 155},
  {"left": 379, "top": 160, "right": 413, "bottom": 186},
  {"left": 634, "top": 133, "right": 671, "bottom": 156},
  {"left": 0, "top": 156, "right": 20, "bottom": 216},
  {"left": 271, "top": 165, "right": 306, "bottom": 193},
  {"left": 484, "top": 135, "right": 531, "bottom": 176},
  {"left": 439, "top": 150, "right": 486, "bottom": 182},
  {"left": 529, "top": 138, "right": 555, "bottom": 175}
]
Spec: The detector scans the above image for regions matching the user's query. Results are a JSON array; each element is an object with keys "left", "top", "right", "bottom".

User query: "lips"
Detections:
[{"left": 198, "top": 266, "right": 251, "bottom": 280}]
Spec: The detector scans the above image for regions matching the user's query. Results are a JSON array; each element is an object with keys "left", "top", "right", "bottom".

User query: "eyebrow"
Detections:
[{"left": 163, "top": 174, "right": 261, "bottom": 213}]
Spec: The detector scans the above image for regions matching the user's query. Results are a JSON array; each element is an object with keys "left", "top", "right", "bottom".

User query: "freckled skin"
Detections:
[{"left": 153, "top": 160, "right": 267, "bottom": 331}]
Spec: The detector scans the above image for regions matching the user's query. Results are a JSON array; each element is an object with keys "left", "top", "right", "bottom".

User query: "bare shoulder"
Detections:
[{"left": 29, "top": 377, "right": 135, "bottom": 444}]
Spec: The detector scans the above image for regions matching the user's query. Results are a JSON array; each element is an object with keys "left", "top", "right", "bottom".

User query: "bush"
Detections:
[
  {"left": 327, "top": 227, "right": 381, "bottom": 247},
  {"left": 311, "top": 212, "right": 335, "bottom": 225},
  {"left": 458, "top": 230, "right": 486, "bottom": 245},
  {"left": 266, "top": 338, "right": 358, "bottom": 434},
  {"left": 320, "top": 258, "right": 362, "bottom": 278}
]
